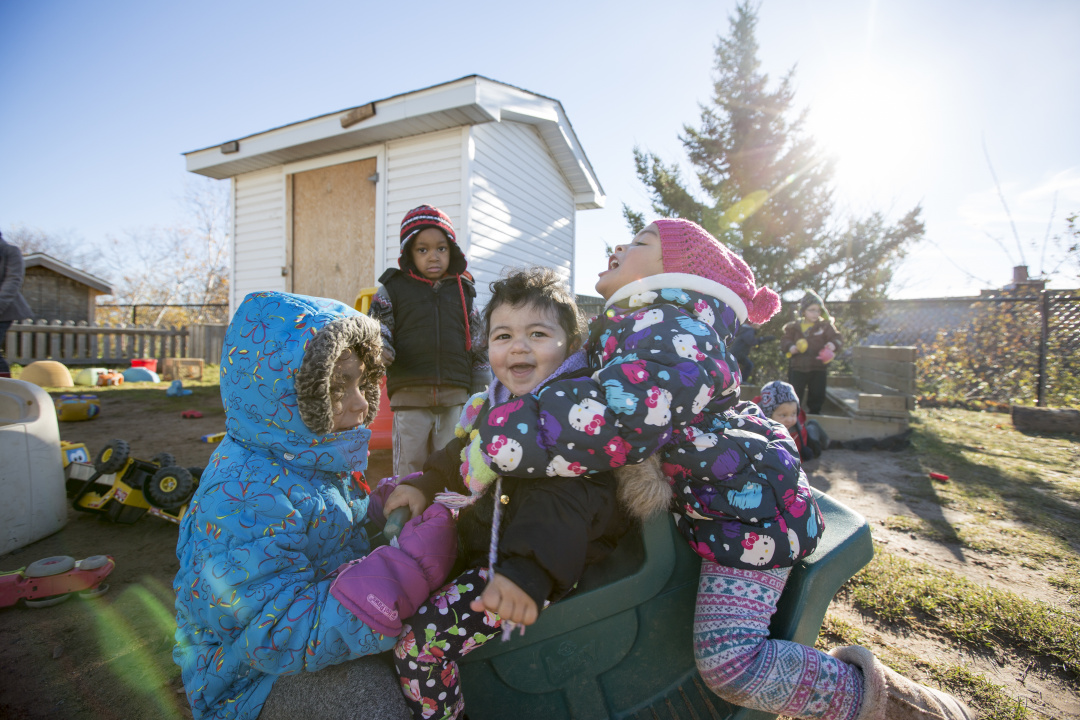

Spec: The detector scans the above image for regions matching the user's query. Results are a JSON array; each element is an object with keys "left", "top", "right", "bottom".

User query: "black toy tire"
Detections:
[
  {"left": 151, "top": 452, "right": 177, "bottom": 468},
  {"left": 187, "top": 466, "right": 204, "bottom": 482},
  {"left": 144, "top": 466, "right": 194, "bottom": 510},
  {"left": 94, "top": 439, "right": 130, "bottom": 474}
]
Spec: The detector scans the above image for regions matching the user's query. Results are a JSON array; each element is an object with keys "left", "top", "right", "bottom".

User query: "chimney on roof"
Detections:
[{"left": 1013, "top": 265, "right": 1029, "bottom": 284}]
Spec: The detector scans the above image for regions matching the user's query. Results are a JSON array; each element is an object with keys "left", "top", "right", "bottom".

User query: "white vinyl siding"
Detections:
[
  {"left": 232, "top": 167, "right": 286, "bottom": 311},
  {"left": 381, "top": 128, "right": 465, "bottom": 273},
  {"left": 468, "top": 121, "right": 575, "bottom": 306}
]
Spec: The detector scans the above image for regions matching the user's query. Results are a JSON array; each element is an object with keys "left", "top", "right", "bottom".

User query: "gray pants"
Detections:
[
  {"left": 259, "top": 654, "right": 410, "bottom": 720},
  {"left": 392, "top": 405, "right": 463, "bottom": 476}
]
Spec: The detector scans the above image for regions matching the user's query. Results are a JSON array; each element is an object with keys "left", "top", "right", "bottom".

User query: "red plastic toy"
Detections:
[
  {"left": 0, "top": 555, "right": 115, "bottom": 609},
  {"left": 929, "top": 472, "right": 950, "bottom": 482},
  {"left": 181, "top": 410, "right": 203, "bottom": 419}
]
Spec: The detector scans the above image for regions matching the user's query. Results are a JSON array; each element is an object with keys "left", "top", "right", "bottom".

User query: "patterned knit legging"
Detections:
[
  {"left": 694, "top": 562, "right": 863, "bottom": 720},
  {"left": 393, "top": 568, "right": 501, "bottom": 720}
]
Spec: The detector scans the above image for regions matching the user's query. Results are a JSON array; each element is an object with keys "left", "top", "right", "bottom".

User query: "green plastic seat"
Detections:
[{"left": 459, "top": 489, "right": 874, "bottom": 719}]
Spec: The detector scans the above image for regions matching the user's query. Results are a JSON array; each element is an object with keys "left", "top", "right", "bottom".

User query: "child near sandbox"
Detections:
[{"left": 173, "top": 291, "right": 457, "bottom": 720}]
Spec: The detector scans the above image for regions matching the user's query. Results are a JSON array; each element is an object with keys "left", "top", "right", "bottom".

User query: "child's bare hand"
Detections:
[
  {"left": 383, "top": 484, "right": 427, "bottom": 520},
  {"left": 470, "top": 573, "right": 538, "bottom": 626}
]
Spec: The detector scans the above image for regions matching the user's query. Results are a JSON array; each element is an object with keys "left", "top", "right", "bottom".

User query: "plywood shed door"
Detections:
[{"left": 291, "top": 158, "right": 377, "bottom": 304}]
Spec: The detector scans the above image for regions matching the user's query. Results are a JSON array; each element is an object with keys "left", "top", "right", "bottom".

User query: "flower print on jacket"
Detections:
[{"left": 173, "top": 292, "right": 394, "bottom": 720}]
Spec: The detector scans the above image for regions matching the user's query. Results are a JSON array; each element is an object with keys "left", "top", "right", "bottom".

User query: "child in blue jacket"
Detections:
[
  {"left": 173, "top": 291, "right": 456, "bottom": 720},
  {"left": 457, "top": 220, "right": 972, "bottom": 720}
]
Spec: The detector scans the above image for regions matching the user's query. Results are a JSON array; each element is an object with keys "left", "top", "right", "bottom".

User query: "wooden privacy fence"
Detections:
[{"left": 5, "top": 319, "right": 188, "bottom": 366}]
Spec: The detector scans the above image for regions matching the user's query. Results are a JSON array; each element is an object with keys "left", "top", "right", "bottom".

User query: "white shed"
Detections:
[{"left": 184, "top": 75, "right": 605, "bottom": 314}]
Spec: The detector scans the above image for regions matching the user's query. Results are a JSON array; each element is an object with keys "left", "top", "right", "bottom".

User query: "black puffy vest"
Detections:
[{"left": 380, "top": 268, "right": 475, "bottom": 397}]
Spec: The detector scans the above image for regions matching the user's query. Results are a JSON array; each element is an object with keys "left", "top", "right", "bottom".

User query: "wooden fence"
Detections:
[{"left": 5, "top": 319, "right": 188, "bottom": 366}]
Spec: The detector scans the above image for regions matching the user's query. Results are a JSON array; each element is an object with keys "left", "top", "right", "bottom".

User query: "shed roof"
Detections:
[
  {"left": 23, "top": 253, "right": 113, "bottom": 294},
  {"left": 184, "top": 75, "right": 605, "bottom": 209}
]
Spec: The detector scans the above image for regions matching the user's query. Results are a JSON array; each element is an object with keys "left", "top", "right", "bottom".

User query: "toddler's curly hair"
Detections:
[{"left": 484, "top": 267, "right": 584, "bottom": 351}]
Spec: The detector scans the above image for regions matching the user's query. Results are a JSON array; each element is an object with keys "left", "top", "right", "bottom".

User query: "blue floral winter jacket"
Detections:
[
  {"left": 472, "top": 275, "right": 824, "bottom": 570},
  {"left": 173, "top": 292, "right": 395, "bottom": 720}
]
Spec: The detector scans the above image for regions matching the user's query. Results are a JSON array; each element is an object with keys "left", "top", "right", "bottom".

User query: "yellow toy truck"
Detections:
[{"left": 70, "top": 439, "right": 200, "bottom": 525}]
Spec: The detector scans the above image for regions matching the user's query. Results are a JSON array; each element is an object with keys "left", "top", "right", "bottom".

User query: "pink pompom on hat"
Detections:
[{"left": 653, "top": 218, "right": 781, "bottom": 324}]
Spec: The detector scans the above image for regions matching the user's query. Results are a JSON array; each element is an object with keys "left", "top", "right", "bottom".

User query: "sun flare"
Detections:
[{"left": 807, "top": 65, "right": 934, "bottom": 201}]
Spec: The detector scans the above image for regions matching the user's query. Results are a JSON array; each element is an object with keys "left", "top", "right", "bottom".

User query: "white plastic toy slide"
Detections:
[{"left": 0, "top": 378, "right": 68, "bottom": 555}]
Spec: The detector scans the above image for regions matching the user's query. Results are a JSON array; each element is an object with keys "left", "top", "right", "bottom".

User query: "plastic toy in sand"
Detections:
[
  {"left": 97, "top": 371, "right": 124, "bottom": 386},
  {"left": 19, "top": 361, "right": 74, "bottom": 388},
  {"left": 181, "top": 410, "right": 203, "bottom": 419},
  {"left": 55, "top": 394, "right": 101, "bottom": 422},
  {"left": 70, "top": 439, "right": 203, "bottom": 525},
  {"left": 122, "top": 367, "right": 160, "bottom": 383},
  {"left": 1, "top": 378, "right": 68, "bottom": 555},
  {"left": 201, "top": 431, "right": 226, "bottom": 443},
  {"left": 167, "top": 380, "right": 193, "bottom": 396},
  {"left": 0, "top": 555, "right": 115, "bottom": 608},
  {"left": 74, "top": 368, "right": 107, "bottom": 386}
]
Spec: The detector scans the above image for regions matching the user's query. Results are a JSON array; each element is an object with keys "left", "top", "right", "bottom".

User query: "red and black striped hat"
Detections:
[{"left": 399, "top": 204, "right": 456, "bottom": 251}]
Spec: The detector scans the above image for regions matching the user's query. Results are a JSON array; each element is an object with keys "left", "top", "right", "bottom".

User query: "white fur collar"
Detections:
[{"left": 604, "top": 273, "right": 748, "bottom": 323}]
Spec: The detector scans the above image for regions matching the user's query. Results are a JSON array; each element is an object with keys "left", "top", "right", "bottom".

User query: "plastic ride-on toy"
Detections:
[
  {"left": 71, "top": 439, "right": 201, "bottom": 525},
  {"left": 456, "top": 490, "right": 874, "bottom": 720},
  {"left": 0, "top": 555, "right": 115, "bottom": 609}
]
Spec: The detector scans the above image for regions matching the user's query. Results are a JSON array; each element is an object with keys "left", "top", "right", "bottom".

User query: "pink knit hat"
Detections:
[{"left": 653, "top": 218, "right": 781, "bottom": 324}]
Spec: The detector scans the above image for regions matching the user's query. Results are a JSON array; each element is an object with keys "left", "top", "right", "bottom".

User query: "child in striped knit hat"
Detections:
[
  {"left": 457, "top": 220, "right": 972, "bottom": 720},
  {"left": 368, "top": 205, "right": 490, "bottom": 477}
]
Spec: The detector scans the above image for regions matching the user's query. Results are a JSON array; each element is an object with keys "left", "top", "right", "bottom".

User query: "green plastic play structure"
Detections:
[{"left": 459, "top": 489, "right": 873, "bottom": 719}]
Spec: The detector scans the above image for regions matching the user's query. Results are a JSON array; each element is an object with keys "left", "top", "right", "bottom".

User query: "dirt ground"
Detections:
[{"left": 0, "top": 389, "right": 1076, "bottom": 718}]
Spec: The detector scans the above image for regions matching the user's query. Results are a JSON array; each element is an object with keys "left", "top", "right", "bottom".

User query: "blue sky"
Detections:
[{"left": 2, "top": 0, "right": 1078, "bottom": 299}]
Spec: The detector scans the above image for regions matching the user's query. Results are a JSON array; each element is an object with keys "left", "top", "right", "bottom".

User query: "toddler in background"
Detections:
[
  {"left": 368, "top": 204, "right": 489, "bottom": 475},
  {"left": 756, "top": 379, "right": 826, "bottom": 461},
  {"left": 781, "top": 289, "right": 842, "bottom": 414}
]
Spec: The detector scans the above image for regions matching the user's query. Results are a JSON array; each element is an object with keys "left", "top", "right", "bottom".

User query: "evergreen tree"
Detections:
[{"left": 625, "top": 1, "right": 924, "bottom": 316}]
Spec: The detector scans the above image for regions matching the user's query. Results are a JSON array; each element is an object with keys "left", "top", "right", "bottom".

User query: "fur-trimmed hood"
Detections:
[{"left": 219, "top": 291, "right": 383, "bottom": 474}]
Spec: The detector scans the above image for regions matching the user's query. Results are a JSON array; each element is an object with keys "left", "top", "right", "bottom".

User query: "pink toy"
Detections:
[
  {"left": 817, "top": 345, "right": 836, "bottom": 363},
  {"left": 0, "top": 555, "right": 114, "bottom": 608}
]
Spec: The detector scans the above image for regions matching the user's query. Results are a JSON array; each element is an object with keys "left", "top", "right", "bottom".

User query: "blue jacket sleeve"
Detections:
[
  {"left": 187, "top": 480, "right": 395, "bottom": 676},
  {"left": 474, "top": 303, "right": 739, "bottom": 478}
]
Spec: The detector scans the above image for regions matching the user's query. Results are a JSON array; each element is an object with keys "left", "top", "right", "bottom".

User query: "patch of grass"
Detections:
[
  {"left": 13, "top": 364, "right": 221, "bottom": 391},
  {"left": 815, "top": 622, "right": 1029, "bottom": 719},
  {"left": 815, "top": 615, "right": 867, "bottom": 649},
  {"left": 909, "top": 408, "right": 1080, "bottom": 568},
  {"left": 927, "top": 662, "right": 1029, "bottom": 720},
  {"left": 1049, "top": 570, "right": 1080, "bottom": 609},
  {"left": 844, "top": 546, "right": 1080, "bottom": 680}
]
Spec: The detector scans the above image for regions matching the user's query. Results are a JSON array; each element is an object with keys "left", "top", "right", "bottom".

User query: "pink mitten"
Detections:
[
  {"left": 330, "top": 545, "right": 429, "bottom": 637},
  {"left": 817, "top": 345, "right": 835, "bottom": 363},
  {"left": 396, "top": 503, "right": 457, "bottom": 592}
]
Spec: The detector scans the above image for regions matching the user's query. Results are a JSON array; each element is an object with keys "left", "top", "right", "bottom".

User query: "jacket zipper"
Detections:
[{"left": 433, "top": 283, "right": 441, "bottom": 400}]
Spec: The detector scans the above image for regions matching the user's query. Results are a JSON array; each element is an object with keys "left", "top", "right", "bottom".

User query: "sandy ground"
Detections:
[{"left": 0, "top": 392, "right": 1076, "bottom": 718}]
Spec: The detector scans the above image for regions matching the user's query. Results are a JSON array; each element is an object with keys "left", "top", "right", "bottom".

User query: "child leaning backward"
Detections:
[
  {"left": 173, "top": 291, "right": 458, "bottom": 720},
  {"left": 373, "top": 268, "right": 664, "bottom": 720},
  {"left": 368, "top": 205, "right": 489, "bottom": 476},
  {"left": 459, "top": 221, "right": 973, "bottom": 720}
]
